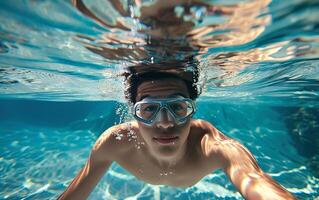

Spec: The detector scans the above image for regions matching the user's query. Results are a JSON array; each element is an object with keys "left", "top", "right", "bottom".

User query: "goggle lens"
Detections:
[
  {"left": 136, "top": 103, "right": 160, "bottom": 120},
  {"left": 168, "top": 101, "right": 193, "bottom": 118}
]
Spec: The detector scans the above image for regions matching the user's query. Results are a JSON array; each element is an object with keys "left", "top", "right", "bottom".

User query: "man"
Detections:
[{"left": 58, "top": 67, "right": 296, "bottom": 200}]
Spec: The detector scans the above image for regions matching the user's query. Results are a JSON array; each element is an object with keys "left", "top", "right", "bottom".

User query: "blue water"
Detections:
[{"left": 0, "top": 0, "right": 319, "bottom": 199}]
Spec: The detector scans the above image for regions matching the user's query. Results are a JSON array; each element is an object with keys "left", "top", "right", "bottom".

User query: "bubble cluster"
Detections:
[
  {"left": 134, "top": 141, "right": 145, "bottom": 150},
  {"left": 113, "top": 131, "right": 124, "bottom": 141}
]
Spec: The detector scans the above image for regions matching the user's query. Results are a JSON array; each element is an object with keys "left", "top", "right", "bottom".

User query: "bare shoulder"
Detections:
[
  {"left": 91, "top": 122, "right": 137, "bottom": 162},
  {"left": 190, "top": 119, "right": 230, "bottom": 143},
  {"left": 191, "top": 119, "right": 253, "bottom": 167}
]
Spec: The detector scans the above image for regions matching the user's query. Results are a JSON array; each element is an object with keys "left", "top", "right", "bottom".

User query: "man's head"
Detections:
[{"left": 122, "top": 63, "right": 200, "bottom": 159}]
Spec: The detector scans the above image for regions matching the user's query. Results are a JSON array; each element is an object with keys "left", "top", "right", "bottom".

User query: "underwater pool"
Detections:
[{"left": 0, "top": 0, "right": 319, "bottom": 199}]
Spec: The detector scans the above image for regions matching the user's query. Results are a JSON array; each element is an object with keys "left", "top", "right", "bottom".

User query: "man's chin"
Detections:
[{"left": 153, "top": 142, "right": 182, "bottom": 158}]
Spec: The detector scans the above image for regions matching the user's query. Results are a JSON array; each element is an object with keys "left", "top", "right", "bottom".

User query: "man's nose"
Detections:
[{"left": 155, "top": 108, "right": 174, "bottom": 129}]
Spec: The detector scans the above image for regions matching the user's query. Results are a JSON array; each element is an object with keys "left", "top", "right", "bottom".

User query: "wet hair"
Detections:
[{"left": 122, "top": 64, "right": 200, "bottom": 105}]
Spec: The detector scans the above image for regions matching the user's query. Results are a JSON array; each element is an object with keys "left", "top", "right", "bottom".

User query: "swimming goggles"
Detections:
[{"left": 132, "top": 97, "right": 196, "bottom": 126}]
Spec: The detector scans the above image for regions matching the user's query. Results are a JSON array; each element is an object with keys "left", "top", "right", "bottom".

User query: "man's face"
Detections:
[{"left": 135, "top": 78, "right": 192, "bottom": 158}]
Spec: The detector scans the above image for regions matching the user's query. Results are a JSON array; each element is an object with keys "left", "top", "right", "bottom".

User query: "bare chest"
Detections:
[{"left": 115, "top": 152, "right": 218, "bottom": 187}]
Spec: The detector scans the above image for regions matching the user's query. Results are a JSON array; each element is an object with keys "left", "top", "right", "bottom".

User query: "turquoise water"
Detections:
[{"left": 0, "top": 0, "right": 319, "bottom": 199}]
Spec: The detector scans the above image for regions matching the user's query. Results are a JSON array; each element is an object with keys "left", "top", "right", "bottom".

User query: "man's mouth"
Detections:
[{"left": 153, "top": 136, "right": 179, "bottom": 144}]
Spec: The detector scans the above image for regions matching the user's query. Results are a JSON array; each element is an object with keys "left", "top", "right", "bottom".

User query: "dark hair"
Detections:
[{"left": 122, "top": 63, "right": 200, "bottom": 105}]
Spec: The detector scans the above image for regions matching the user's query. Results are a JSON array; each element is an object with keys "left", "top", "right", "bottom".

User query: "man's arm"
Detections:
[
  {"left": 57, "top": 152, "right": 112, "bottom": 200},
  {"left": 58, "top": 126, "right": 125, "bottom": 200},
  {"left": 221, "top": 140, "right": 296, "bottom": 200}
]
